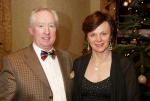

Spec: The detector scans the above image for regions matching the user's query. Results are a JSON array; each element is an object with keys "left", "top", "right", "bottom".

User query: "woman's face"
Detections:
[{"left": 87, "top": 21, "right": 112, "bottom": 53}]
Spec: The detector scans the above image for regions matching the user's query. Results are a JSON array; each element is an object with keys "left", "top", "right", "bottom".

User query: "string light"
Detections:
[
  {"left": 128, "top": 7, "right": 132, "bottom": 10},
  {"left": 123, "top": 1, "right": 129, "bottom": 6},
  {"left": 128, "top": 0, "right": 132, "bottom": 3},
  {"left": 135, "top": 10, "right": 138, "bottom": 12}
]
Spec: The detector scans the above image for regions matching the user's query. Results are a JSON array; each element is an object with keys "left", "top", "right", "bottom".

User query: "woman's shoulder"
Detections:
[
  {"left": 112, "top": 51, "right": 134, "bottom": 71},
  {"left": 74, "top": 53, "right": 91, "bottom": 63},
  {"left": 112, "top": 51, "right": 132, "bottom": 62}
]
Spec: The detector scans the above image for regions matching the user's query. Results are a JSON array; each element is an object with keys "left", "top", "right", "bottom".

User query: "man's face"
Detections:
[{"left": 29, "top": 10, "right": 57, "bottom": 51}]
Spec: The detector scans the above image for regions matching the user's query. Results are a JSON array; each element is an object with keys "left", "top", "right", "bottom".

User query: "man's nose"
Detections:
[{"left": 44, "top": 27, "right": 50, "bottom": 34}]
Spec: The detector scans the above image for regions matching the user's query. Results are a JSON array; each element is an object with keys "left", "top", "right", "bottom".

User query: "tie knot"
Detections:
[{"left": 41, "top": 50, "right": 55, "bottom": 61}]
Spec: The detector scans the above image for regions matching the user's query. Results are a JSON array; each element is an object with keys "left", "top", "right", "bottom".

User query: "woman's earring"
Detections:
[
  {"left": 108, "top": 42, "right": 112, "bottom": 50},
  {"left": 87, "top": 43, "right": 90, "bottom": 51}
]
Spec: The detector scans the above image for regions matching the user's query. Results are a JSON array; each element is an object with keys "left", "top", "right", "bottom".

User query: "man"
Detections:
[{"left": 0, "top": 7, "right": 72, "bottom": 101}]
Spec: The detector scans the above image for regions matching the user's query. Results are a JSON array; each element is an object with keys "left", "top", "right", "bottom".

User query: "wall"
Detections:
[
  {"left": 47, "top": 0, "right": 90, "bottom": 57},
  {"left": 90, "top": 0, "right": 100, "bottom": 13},
  {"left": 11, "top": 0, "right": 90, "bottom": 57},
  {"left": 11, "top": 0, "right": 47, "bottom": 51}
]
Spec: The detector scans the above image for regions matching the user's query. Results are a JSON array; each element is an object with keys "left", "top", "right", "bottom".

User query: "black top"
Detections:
[
  {"left": 81, "top": 77, "right": 111, "bottom": 101},
  {"left": 72, "top": 52, "right": 141, "bottom": 101}
]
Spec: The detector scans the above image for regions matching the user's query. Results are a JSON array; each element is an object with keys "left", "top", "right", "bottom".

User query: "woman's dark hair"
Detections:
[{"left": 82, "top": 11, "right": 117, "bottom": 44}]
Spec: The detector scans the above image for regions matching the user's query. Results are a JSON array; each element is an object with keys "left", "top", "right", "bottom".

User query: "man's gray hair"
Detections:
[{"left": 29, "top": 7, "right": 59, "bottom": 27}]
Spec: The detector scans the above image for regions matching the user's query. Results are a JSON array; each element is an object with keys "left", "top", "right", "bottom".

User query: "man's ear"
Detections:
[{"left": 28, "top": 27, "right": 34, "bottom": 35}]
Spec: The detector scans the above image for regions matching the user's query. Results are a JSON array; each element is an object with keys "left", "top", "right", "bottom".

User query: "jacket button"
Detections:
[{"left": 49, "top": 96, "right": 53, "bottom": 99}]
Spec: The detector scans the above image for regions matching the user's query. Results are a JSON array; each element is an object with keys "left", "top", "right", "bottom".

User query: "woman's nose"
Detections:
[{"left": 96, "top": 34, "right": 102, "bottom": 41}]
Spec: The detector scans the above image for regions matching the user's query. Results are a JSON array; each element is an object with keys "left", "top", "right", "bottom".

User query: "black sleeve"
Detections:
[
  {"left": 121, "top": 58, "right": 141, "bottom": 101},
  {"left": 72, "top": 59, "right": 79, "bottom": 101}
]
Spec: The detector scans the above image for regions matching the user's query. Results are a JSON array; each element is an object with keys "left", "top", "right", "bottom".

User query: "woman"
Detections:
[{"left": 72, "top": 11, "right": 140, "bottom": 101}]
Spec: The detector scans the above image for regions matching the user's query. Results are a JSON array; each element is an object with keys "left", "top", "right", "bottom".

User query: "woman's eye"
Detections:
[
  {"left": 101, "top": 32, "right": 107, "bottom": 35},
  {"left": 90, "top": 33, "right": 96, "bottom": 37}
]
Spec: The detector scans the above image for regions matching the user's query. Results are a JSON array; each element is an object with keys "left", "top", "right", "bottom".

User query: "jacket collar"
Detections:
[
  {"left": 23, "top": 45, "right": 68, "bottom": 93},
  {"left": 24, "top": 45, "right": 50, "bottom": 88}
]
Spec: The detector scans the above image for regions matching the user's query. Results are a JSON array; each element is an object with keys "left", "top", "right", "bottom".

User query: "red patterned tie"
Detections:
[{"left": 41, "top": 50, "right": 55, "bottom": 61}]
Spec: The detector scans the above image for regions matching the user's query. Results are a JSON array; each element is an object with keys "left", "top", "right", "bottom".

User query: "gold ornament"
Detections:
[{"left": 138, "top": 74, "right": 147, "bottom": 84}]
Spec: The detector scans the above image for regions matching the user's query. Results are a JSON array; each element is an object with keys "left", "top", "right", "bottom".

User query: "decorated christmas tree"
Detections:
[{"left": 115, "top": 0, "right": 150, "bottom": 100}]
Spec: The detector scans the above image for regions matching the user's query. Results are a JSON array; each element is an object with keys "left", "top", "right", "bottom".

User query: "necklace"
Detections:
[
  {"left": 91, "top": 51, "right": 112, "bottom": 71},
  {"left": 94, "top": 66, "right": 99, "bottom": 71},
  {"left": 93, "top": 63, "right": 100, "bottom": 71}
]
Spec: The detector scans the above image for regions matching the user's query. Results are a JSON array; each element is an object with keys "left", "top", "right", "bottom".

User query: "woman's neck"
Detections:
[{"left": 91, "top": 50, "right": 112, "bottom": 63}]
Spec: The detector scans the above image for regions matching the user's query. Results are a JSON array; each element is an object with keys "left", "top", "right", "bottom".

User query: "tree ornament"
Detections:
[
  {"left": 147, "top": 50, "right": 150, "bottom": 57},
  {"left": 138, "top": 74, "right": 147, "bottom": 84},
  {"left": 138, "top": 64, "right": 147, "bottom": 84},
  {"left": 130, "top": 38, "right": 137, "bottom": 45}
]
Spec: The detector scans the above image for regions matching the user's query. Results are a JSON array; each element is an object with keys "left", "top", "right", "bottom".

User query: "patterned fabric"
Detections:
[
  {"left": 0, "top": 45, "right": 73, "bottom": 101},
  {"left": 41, "top": 50, "right": 55, "bottom": 60}
]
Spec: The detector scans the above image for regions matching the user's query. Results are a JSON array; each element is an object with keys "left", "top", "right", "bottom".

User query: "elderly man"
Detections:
[{"left": 0, "top": 7, "right": 72, "bottom": 101}]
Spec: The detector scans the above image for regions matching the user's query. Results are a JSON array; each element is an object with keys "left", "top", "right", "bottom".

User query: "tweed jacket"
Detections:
[
  {"left": 72, "top": 52, "right": 140, "bottom": 101},
  {"left": 0, "top": 45, "right": 73, "bottom": 101}
]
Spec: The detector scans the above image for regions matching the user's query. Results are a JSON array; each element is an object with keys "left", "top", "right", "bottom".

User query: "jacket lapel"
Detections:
[
  {"left": 24, "top": 45, "right": 50, "bottom": 88},
  {"left": 81, "top": 54, "right": 91, "bottom": 78},
  {"left": 56, "top": 50, "right": 74, "bottom": 101},
  {"left": 55, "top": 50, "right": 67, "bottom": 92}
]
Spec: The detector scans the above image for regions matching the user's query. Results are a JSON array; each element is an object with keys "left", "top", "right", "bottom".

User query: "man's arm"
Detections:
[{"left": 0, "top": 56, "right": 16, "bottom": 101}]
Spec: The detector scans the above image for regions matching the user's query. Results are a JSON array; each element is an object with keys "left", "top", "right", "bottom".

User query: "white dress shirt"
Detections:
[{"left": 33, "top": 43, "right": 67, "bottom": 101}]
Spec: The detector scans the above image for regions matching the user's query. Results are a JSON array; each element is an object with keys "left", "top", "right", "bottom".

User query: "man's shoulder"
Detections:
[
  {"left": 4, "top": 46, "right": 31, "bottom": 59},
  {"left": 56, "top": 49, "right": 71, "bottom": 58}
]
